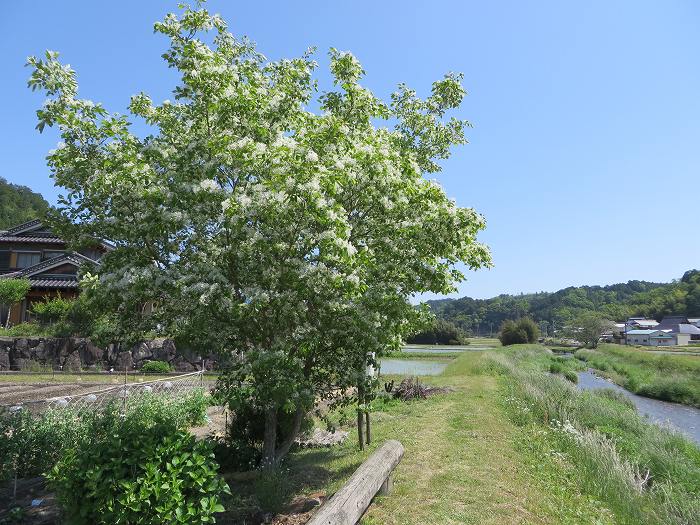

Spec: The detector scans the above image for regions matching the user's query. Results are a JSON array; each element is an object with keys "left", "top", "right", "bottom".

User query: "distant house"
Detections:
[
  {"left": 625, "top": 329, "right": 689, "bottom": 346},
  {"left": 654, "top": 315, "right": 700, "bottom": 342},
  {"left": 0, "top": 219, "right": 107, "bottom": 325},
  {"left": 625, "top": 317, "right": 659, "bottom": 331}
]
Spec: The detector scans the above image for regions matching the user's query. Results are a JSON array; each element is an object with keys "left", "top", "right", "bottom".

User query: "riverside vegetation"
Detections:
[
  {"left": 219, "top": 345, "right": 699, "bottom": 524},
  {"left": 574, "top": 344, "right": 700, "bottom": 407}
]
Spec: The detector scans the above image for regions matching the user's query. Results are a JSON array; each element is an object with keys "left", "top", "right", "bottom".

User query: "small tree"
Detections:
[
  {"left": 0, "top": 278, "right": 31, "bottom": 328},
  {"left": 498, "top": 317, "right": 539, "bottom": 346},
  {"left": 569, "top": 312, "right": 613, "bottom": 349},
  {"left": 28, "top": 3, "right": 492, "bottom": 467}
]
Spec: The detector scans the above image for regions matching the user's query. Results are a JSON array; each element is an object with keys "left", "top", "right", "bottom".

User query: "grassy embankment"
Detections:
[
  {"left": 574, "top": 344, "right": 700, "bottom": 407},
  {"left": 229, "top": 344, "right": 699, "bottom": 524}
]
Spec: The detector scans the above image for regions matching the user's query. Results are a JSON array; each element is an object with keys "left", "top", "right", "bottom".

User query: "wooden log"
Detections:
[{"left": 307, "top": 440, "right": 404, "bottom": 525}]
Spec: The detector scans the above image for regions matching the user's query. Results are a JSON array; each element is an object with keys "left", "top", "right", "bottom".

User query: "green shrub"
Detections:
[
  {"left": 0, "top": 322, "right": 47, "bottom": 337},
  {"left": 141, "top": 360, "right": 172, "bottom": 373},
  {"left": 0, "top": 391, "right": 208, "bottom": 482},
  {"left": 563, "top": 370, "right": 578, "bottom": 383},
  {"left": 31, "top": 294, "right": 74, "bottom": 325},
  {"left": 549, "top": 362, "right": 564, "bottom": 374},
  {"left": 406, "top": 317, "right": 468, "bottom": 345},
  {"left": 47, "top": 392, "right": 225, "bottom": 524},
  {"left": 498, "top": 318, "right": 539, "bottom": 346},
  {"left": 0, "top": 406, "right": 88, "bottom": 481}
]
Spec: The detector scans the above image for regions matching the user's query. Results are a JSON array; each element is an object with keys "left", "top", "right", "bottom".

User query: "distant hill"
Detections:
[
  {"left": 0, "top": 177, "right": 49, "bottom": 229},
  {"left": 427, "top": 270, "right": 700, "bottom": 336}
]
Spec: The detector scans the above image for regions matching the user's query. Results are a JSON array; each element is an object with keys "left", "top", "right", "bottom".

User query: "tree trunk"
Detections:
[
  {"left": 274, "top": 406, "right": 304, "bottom": 465},
  {"left": 262, "top": 407, "right": 277, "bottom": 471},
  {"left": 365, "top": 410, "right": 371, "bottom": 445},
  {"left": 357, "top": 408, "right": 365, "bottom": 450}
]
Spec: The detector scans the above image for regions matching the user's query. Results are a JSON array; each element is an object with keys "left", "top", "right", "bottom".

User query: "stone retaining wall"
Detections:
[{"left": 0, "top": 337, "right": 216, "bottom": 372}]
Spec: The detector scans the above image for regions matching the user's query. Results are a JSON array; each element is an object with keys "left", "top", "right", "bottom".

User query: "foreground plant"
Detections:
[
  {"left": 27, "top": 2, "right": 491, "bottom": 467},
  {"left": 47, "top": 393, "right": 227, "bottom": 524}
]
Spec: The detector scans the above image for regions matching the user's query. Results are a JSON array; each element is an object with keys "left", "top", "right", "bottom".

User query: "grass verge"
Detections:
[
  {"left": 484, "top": 345, "right": 700, "bottom": 524},
  {"left": 574, "top": 344, "right": 700, "bottom": 406}
]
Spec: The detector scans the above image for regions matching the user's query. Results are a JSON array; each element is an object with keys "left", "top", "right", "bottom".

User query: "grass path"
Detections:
[
  {"left": 286, "top": 352, "right": 613, "bottom": 524},
  {"left": 363, "top": 375, "right": 547, "bottom": 524}
]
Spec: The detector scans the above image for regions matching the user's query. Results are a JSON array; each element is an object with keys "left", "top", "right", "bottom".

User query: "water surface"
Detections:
[
  {"left": 577, "top": 370, "right": 700, "bottom": 445},
  {"left": 379, "top": 359, "right": 447, "bottom": 376}
]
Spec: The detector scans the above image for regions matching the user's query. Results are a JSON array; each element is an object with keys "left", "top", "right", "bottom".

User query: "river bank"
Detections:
[
  {"left": 573, "top": 344, "right": 700, "bottom": 407},
  {"left": 228, "top": 345, "right": 698, "bottom": 524}
]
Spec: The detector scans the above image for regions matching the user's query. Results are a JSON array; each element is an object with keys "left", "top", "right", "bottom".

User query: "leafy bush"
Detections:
[
  {"left": 0, "top": 322, "right": 47, "bottom": 337},
  {"left": 406, "top": 317, "right": 468, "bottom": 345},
  {"left": 0, "top": 391, "right": 208, "bottom": 482},
  {"left": 549, "top": 361, "right": 564, "bottom": 374},
  {"left": 498, "top": 318, "right": 540, "bottom": 346},
  {"left": 31, "top": 294, "right": 74, "bottom": 325},
  {"left": 141, "top": 360, "right": 172, "bottom": 373},
  {"left": 47, "top": 392, "right": 225, "bottom": 524},
  {"left": 0, "top": 406, "right": 88, "bottom": 481}
]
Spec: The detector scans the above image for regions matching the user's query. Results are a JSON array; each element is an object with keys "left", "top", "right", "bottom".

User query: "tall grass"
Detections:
[
  {"left": 486, "top": 346, "right": 700, "bottom": 524},
  {"left": 576, "top": 344, "right": 700, "bottom": 407}
]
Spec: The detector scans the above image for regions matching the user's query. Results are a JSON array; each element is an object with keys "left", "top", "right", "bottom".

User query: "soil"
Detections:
[{"left": 0, "top": 382, "right": 107, "bottom": 406}]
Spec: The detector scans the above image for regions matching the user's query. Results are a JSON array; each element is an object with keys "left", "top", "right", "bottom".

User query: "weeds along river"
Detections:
[{"left": 577, "top": 370, "right": 700, "bottom": 445}]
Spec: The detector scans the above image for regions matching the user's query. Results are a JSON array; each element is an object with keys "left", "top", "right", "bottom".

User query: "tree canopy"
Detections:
[
  {"left": 28, "top": 3, "right": 491, "bottom": 466},
  {"left": 428, "top": 271, "right": 700, "bottom": 334}
]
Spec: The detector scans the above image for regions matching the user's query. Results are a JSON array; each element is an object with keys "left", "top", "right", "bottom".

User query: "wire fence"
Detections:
[{"left": 1, "top": 370, "right": 206, "bottom": 414}]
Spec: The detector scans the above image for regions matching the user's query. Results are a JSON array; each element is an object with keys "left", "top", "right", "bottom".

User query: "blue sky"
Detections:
[{"left": 1, "top": 1, "right": 699, "bottom": 299}]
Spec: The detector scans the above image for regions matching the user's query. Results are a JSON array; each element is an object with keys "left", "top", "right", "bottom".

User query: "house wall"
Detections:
[
  {"left": 627, "top": 335, "right": 650, "bottom": 345},
  {"left": 676, "top": 334, "right": 691, "bottom": 346},
  {"left": 0, "top": 241, "right": 68, "bottom": 273},
  {"left": 650, "top": 337, "right": 674, "bottom": 346}
]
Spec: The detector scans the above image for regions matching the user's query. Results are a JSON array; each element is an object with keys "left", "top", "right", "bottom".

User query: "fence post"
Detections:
[{"left": 122, "top": 365, "right": 128, "bottom": 412}]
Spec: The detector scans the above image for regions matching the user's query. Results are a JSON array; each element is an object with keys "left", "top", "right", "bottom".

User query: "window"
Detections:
[{"left": 16, "top": 252, "right": 41, "bottom": 268}]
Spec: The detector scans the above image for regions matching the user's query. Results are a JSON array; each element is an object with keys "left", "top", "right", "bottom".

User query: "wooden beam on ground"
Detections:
[{"left": 307, "top": 439, "right": 404, "bottom": 525}]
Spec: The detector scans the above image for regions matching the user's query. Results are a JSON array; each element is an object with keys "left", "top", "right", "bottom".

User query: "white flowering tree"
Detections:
[{"left": 27, "top": 3, "right": 491, "bottom": 467}]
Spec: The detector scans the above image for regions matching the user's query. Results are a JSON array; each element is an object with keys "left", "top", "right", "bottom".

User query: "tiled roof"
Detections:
[
  {"left": 0, "top": 235, "right": 64, "bottom": 243},
  {"left": 677, "top": 324, "right": 700, "bottom": 335},
  {"left": 0, "top": 219, "right": 114, "bottom": 251},
  {"left": 629, "top": 319, "right": 658, "bottom": 326},
  {"left": 5, "top": 219, "right": 43, "bottom": 235},
  {"left": 28, "top": 279, "right": 79, "bottom": 289},
  {"left": 0, "top": 253, "right": 99, "bottom": 287},
  {"left": 12, "top": 253, "right": 99, "bottom": 278}
]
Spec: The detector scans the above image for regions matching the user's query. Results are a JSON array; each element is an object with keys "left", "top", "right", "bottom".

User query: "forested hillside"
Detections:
[
  {"left": 0, "top": 177, "right": 49, "bottom": 229},
  {"left": 428, "top": 270, "right": 700, "bottom": 335}
]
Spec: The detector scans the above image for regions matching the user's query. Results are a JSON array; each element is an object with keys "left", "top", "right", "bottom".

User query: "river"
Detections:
[{"left": 577, "top": 370, "right": 700, "bottom": 445}]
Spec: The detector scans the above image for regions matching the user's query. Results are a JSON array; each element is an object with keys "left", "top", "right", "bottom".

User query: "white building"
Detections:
[{"left": 625, "top": 329, "right": 690, "bottom": 346}]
